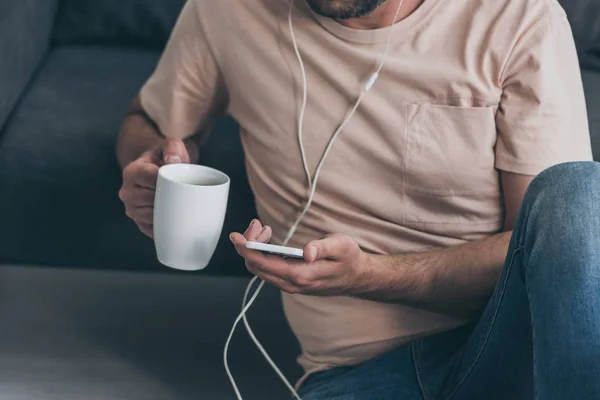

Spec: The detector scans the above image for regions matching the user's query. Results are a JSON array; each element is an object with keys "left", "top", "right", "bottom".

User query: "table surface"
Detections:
[{"left": 0, "top": 264, "right": 302, "bottom": 400}]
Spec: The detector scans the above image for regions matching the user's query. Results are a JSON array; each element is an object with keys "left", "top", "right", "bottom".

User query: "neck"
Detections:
[{"left": 335, "top": 0, "right": 424, "bottom": 30}]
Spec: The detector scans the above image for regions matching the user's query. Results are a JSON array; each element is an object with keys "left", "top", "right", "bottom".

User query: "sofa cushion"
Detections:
[
  {"left": 52, "top": 0, "right": 186, "bottom": 48},
  {"left": 0, "top": 46, "right": 254, "bottom": 275},
  {"left": 0, "top": 0, "right": 59, "bottom": 131},
  {"left": 582, "top": 68, "right": 600, "bottom": 161},
  {"left": 560, "top": 0, "right": 600, "bottom": 53}
]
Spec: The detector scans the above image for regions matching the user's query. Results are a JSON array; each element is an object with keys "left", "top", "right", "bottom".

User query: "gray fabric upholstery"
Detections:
[
  {"left": 0, "top": 47, "right": 255, "bottom": 275},
  {"left": 560, "top": 0, "right": 600, "bottom": 53},
  {"left": 582, "top": 68, "right": 600, "bottom": 160},
  {"left": 0, "top": 0, "right": 59, "bottom": 131},
  {"left": 52, "top": 0, "right": 186, "bottom": 48}
]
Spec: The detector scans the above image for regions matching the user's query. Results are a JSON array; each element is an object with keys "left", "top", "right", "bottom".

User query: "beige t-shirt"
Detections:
[{"left": 140, "top": 0, "right": 593, "bottom": 383}]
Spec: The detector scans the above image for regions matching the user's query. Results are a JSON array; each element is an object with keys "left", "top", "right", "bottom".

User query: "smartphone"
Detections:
[{"left": 245, "top": 241, "right": 304, "bottom": 259}]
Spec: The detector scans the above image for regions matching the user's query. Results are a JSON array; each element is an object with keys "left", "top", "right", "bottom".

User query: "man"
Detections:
[{"left": 116, "top": 0, "right": 599, "bottom": 398}]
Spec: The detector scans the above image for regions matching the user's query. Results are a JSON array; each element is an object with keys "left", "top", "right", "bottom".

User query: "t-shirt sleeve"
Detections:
[
  {"left": 495, "top": 8, "right": 593, "bottom": 176},
  {"left": 139, "top": 0, "right": 228, "bottom": 140}
]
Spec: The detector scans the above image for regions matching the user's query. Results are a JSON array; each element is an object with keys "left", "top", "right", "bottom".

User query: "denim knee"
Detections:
[
  {"left": 518, "top": 161, "right": 600, "bottom": 280},
  {"left": 522, "top": 162, "right": 600, "bottom": 223}
]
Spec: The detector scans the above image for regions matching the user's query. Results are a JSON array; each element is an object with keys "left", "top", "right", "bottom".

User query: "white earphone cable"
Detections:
[
  {"left": 224, "top": 0, "right": 404, "bottom": 398},
  {"left": 289, "top": 3, "right": 312, "bottom": 187},
  {"left": 223, "top": 276, "right": 266, "bottom": 400}
]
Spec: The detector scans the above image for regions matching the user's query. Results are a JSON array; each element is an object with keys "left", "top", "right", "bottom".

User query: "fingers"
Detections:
[
  {"left": 119, "top": 138, "right": 192, "bottom": 239},
  {"left": 242, "top": 219, "right": 272, "bottom": 243},
  {"left": 245, "top": 262, "right": 302, "bottom": 294},
  {"left": 230, "top": 231, "right": 249, "bottom": 248},
  {"left": 162, "top": 139, "right": 190, "bottom": 164},
  {"left": 125, "top": 207, "right": 153, "bottom": 225},
  {"left": 231, "top": 220, "right": 324, "bottom": 294},
  {"left": 135, "top": 163, "right": 160, "bottom": 189},
  {"left": 230, "top": 223, "right": 361, "bottom": 296},
  {"left": 256, "top": 225, "right": 272, "bottom": 243},
  {"left": 122, "top": 159, "right": 159, "bottom": 190},
  {"left": 230, "top": 232, "right": 299, "bottom": 282},
  {"left": 304, "top": 233, "right": 355, "bottom": 263},
  {"left": 120, "top": 153, "right": 160, "bottom": 237},
  {"left": 243, "top": 219, "right": 264, "bottom": 240},
  {"left": 119, "top": 186, "right": 154, "bottom": 207},
  {"left": 138, "top": 222, "right": 153, "bottom": 238},
  {"left": 244, "top": 253, "right": 319, "bottom": 295}
]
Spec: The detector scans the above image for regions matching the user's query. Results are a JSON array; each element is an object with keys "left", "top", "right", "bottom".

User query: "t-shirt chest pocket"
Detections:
[{"left": 403, "top": 103, "right": 503, "bottom": 226}]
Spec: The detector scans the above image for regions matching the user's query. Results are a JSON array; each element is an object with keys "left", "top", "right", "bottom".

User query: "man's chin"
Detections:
[{"left": 305, "top": 0, "right": 385, "bottom": 19}]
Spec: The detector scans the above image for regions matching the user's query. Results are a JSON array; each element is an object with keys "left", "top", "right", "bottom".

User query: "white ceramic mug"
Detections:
[{"left": 154, "top": 164, "right": 230, "bottom": 271}]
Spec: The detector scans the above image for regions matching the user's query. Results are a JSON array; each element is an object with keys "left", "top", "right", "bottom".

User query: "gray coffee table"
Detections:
[{"left": 0, "top": 265, "right": 301, "bottom": 399}]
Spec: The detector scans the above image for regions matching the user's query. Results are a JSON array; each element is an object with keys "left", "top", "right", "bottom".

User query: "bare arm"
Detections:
[
  {"left": 230, "top": 171, "right": 539, "bottom": 320},
  {"left": 360, "top": 171, "right": 534, "bottom": 318},
  {"left": 116, "top": 95, "right": 201, "bottom": 170},
  {"left": 231, "top": 171, "right": 535, "bottom": 318},
  {"left": 116, "top": 96, "right": 165, "bottom": 170}
]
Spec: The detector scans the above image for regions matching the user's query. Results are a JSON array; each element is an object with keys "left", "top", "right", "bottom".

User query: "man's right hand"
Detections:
[{"left": 119, "top": 139, "right": 195, "bottom": 238}]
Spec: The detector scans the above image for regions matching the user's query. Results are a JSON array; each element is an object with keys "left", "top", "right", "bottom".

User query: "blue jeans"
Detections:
[{"left": 298, "top": 162, "right": 600, "bottom": 400}]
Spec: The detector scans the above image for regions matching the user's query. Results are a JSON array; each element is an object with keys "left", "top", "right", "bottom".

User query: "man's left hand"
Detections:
[{"left": 230, "top": 221, "right": 371, "bottom": 296}]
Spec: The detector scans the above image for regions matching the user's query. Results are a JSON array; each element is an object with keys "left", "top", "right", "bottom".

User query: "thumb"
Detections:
[
  {"left": 304, "top": 234, "right": 353, "bottom": 263},
  {"left": 162, "top": 139, "right": 190, "bottom": 165}
]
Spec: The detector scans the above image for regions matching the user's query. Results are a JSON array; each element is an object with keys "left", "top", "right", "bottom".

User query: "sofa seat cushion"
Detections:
[{"left": 0, "top": 47, "right": 254, "bottom": 275}]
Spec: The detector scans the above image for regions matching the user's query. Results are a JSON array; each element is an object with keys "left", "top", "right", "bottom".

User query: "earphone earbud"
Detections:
[{"left": 224, "top": 1, "right": 405, "bottom": 399}]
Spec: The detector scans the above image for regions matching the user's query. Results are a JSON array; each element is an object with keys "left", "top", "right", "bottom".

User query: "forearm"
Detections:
[
  {"left": 359, "top": 231, "right": 511, "bottom": 318},
  {"left": 116, "top": 97, "right": 165, "bottom": 170},
  {"left": 116, "top": 96, "right": 203, "bottom": 170}
]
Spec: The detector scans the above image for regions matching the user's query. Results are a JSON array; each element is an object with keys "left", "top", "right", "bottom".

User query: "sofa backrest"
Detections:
[
  {"left": 0, "top": 0, "right": 59, "bottom": 133},
  {"left": 51, "top": 0, "right": 187, "bottom": 49},
  {"left": 560, "top": 0, "right": 600, "bottom": 54}
]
